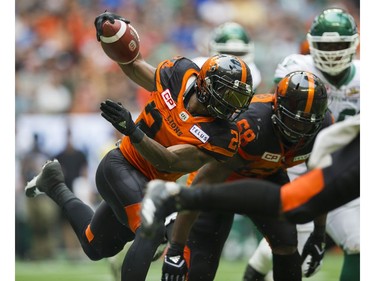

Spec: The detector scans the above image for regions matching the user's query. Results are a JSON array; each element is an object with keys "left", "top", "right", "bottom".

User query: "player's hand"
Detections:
[
  {"left": 301, "top": 232, "right": 326, "bottom": 277},
  {"left": 162, "top": 242, "right": 187, "bottom": 281},
  {"left": 100, "top": 99, "right": 136, "bottom": 136},
  {"left": 94, "top": 11, "right": 130, "bottom": 41}
]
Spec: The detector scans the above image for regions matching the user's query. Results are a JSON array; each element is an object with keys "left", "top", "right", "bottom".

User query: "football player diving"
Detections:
[{"left": 24, "top": 11, "right": 254, "bottom": 281}]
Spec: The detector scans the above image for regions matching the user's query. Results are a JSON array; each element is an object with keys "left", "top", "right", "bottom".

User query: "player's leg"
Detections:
[
  {"left": 243, "top": 237, "right": 271, "bottom": 281},
  {"left": 24, "top": 157, "right": 134, "bottom": 260},
  {"left": 326, "top": 198, "right": 360, "bottom": 281},
  {"left": 186, "top": 211, "right": 234, "bottom": 281},
  {"left": 243, "top": 221, "right": 314, "bottom": 281},
  {"left": 142, "top": 135, "right": 360, "bottom": 231},
  {"left": 121, "top": 223, "right": 166, "bottom": 281},
  {"left": 282, "top": 135, "right": 360, "bottom": 223},
  {"left": 96, "top": 149, "right": 167, "bottom": 280},
  {"left": 251, "top": 215, "right": 301, "bottom": 281}
]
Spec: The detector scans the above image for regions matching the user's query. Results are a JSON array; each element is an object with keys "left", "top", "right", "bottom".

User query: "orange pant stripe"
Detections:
[
  {"left": 281, "top": 168, "right": 324, "bottom": 212},
  {"left": 125, "top": 203, "right": 142, "bottom": 233},
  {"left": 85, "top": 225, "right": 94, "bottom": 242}
]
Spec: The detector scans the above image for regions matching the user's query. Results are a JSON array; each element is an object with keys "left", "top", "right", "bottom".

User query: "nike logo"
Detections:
[{"left": 314, "top": 245, "right": 325, "bottom": 256}]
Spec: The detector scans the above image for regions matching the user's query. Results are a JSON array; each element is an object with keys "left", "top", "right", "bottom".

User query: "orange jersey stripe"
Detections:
[
  {"left": 281, "top": 169, "right": 324, "bottom": 212},
  {"left": 184, "top": 245, "right": 191, "bottom": 269}
]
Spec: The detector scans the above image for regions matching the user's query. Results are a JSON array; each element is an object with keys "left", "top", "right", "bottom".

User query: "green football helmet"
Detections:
[
  {"left": 209, "top": 22, "right": 254, "bottom": 65},
  {"left": 307, "top": 8, "right": 359, "bottom": 75}
]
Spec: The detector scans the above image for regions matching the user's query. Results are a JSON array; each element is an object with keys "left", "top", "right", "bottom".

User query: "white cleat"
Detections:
[{"left": 24, "top": 159, "right": 63, "bottom": 198}]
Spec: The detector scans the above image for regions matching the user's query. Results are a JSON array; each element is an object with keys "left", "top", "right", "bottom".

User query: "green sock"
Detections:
[{"left": 340, "top": 253, "right": 360, "bottom": 281}]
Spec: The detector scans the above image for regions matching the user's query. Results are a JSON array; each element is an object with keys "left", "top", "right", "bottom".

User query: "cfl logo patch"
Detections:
[
  {"left": 161, "top": 89, "right": 176, "bottom": 110},
  {"left": 262, "top": 152, "right": 281, "bottom": 162},
  {"left": 179, "top": 111, "right": 189, "bottom": 122}
]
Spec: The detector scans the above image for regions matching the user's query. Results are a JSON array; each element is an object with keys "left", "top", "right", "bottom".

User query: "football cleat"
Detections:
[
  {"left": 25, "top": 159, "right": 65, "bottom": 198},
  {"left": 141, "top": 180, "right": 181, "bottom": 237}
]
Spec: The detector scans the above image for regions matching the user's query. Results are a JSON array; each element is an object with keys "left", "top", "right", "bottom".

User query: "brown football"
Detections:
[{"left": 100, "top": 19, "right": 140, "bottom": 64}]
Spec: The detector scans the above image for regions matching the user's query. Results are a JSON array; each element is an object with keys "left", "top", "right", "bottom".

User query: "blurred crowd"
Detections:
[
  {"left": 15, "top": 0, "right": 359, "bottom": 116},
  {"left": 15, "top": 0, "right": 359, "bottom": 261}
]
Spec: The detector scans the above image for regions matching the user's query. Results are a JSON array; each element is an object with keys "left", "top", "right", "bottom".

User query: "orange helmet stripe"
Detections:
[
  {"left": 277, "top": 77, "right": 289, "bottom": 97},
  {"left": 238, "top": 58, "right": 247, "bottom": 83},
  {"left": 304, "top": 72, "right": 315, "bottom": 113}
]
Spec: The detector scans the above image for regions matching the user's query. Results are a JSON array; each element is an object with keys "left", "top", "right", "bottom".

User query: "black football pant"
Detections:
[
  {"left": 56, "top": 148, "right": 166, "bottom": 281},
  {"left": 186, "top": 171, "right": 301, "bottom": 281}
]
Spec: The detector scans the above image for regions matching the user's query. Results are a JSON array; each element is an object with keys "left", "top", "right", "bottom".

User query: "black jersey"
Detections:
[{"left": 228, "top": 94, "right": 333, "bottom": 180}]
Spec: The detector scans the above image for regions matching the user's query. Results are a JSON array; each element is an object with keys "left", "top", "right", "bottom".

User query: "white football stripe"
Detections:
[{"left": 100, "top": 20, "right": 127, "bottom": 43}]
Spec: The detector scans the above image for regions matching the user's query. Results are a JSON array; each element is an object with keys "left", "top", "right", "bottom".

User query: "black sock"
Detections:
[
  {"left": 273, "top": 251, "right": 301, "bottom": 281},
  {"left": 46, "top": 183, "right": 77, "bottom": 207}
]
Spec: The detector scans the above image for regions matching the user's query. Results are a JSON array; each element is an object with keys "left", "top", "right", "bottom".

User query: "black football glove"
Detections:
[
  {"left": 94, "top": 11, "right": 130, "bottom": 41},
  {"left": 301, "top": 232, "right": 326, "bottom": 277},
  {"left": 100, "top": 99, "right": 136, "bottom": 136},
  {"left": 162, "top": 242, "right": 187, "bottom": 281}
]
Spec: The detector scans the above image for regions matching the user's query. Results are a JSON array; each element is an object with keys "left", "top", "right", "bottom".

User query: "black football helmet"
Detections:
[
  {"left": 272, "top": 71, "right": 328, "bottom": 144},
  {"left": 196, "top": 54, "right": 253, "bottom": 122}
]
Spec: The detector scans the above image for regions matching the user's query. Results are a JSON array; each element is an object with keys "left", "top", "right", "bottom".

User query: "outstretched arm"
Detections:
[
  {"left": 95, "top": 11, "right": 156, "bottom": 91},
  {"left": 134, "top": 141, "right": 216, "bottom": 173},
  {"left": 117, "top": 55, "right": 155, "bottom": 91},
  {"left": 100, "top": 99, "right": 215, "bottom": 174}
]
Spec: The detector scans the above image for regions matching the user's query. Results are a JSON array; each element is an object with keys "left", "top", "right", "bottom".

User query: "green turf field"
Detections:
[{"left": 15, "top": 250, "right": 343, "bottom": 281}]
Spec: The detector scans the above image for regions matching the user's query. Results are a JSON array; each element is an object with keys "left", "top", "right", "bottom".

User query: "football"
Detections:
[{"left": 100, "top": 19, "right": 140, "bottom": 64}]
